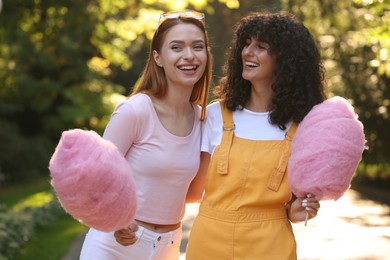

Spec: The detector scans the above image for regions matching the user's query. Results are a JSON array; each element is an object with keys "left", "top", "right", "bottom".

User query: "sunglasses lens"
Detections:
[
  {"left": 183, "top": 11, "right": 204, "bottom": 19},
  {"left": 159, "top": 10, "right": 205, "bottom": 25},
  {"left": 162, "top": 12, "right": 180, "bottom": 19}
]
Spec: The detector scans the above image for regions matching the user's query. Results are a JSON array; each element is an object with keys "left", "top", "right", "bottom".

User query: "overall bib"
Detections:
[{"left": 186, "top": 103, "right": 298, "bottom": 260}]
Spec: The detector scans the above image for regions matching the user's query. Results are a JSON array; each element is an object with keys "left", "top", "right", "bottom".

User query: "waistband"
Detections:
[
  {"left": 198, "top": 204, "right": 287, "bottom": 223},
  {"left": 135, "top": 225, "right": 182, "bottom": 246},
  {"left": 135, "top": 219, "right": 181, "bottom": 233}
]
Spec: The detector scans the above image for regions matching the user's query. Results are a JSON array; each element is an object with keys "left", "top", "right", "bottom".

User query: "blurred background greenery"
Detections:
[{"left": 0, "top": 0, "right": 389, "bottom": 186}]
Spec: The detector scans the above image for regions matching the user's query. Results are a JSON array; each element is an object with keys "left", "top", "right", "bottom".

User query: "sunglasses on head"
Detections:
[{"left": 158, "top": 10, "right": 205, "bottom": 26}]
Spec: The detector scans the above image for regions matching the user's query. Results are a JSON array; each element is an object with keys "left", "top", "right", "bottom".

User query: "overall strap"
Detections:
[
  {"left": 284, "top": 122, "right": 297, "bottom": 141},
  {"left": 267, "top": 122, "right": 298, "bottom": 191},
  {"left": 217, "top": 101, "right": 235, "bottom": 175}
]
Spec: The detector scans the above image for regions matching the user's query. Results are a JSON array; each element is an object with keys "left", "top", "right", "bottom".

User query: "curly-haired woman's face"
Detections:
[{"left": 241, "top": 37, "right": 276, "bottom": 86}]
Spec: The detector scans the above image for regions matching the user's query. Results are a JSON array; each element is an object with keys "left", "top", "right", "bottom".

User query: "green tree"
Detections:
[
  {"left": 282, "top": 0, "right": 390, "bottom": 166},
  {"left": 5, "top": 0, "right": 386, "bottom": 185},
  {"left": 0, "top": 0, "right": 121, "bottom": 182},
  {"left": 0, "top": 0, "right": 246, "bottom": 184}
]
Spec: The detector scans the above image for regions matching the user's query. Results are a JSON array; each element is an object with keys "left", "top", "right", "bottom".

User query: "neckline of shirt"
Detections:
[{"left": 141, "top": 93, "right": 198, "bottom": 141}]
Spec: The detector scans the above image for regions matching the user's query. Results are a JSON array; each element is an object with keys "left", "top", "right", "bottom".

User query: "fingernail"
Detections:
[
  {"left": 306, "top": 194, "right": 312, "bottom": 198},
  {"left": 302, "top": 202, "right": 307, "bottom": 207}
]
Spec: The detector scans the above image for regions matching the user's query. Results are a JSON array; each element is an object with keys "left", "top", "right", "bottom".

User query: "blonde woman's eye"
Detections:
[
  {"left": 171, "top": 46, "right": 182, "bottom": 51},
  {"left": 194, "top": 45, "right": 205, "bottom": 50}
]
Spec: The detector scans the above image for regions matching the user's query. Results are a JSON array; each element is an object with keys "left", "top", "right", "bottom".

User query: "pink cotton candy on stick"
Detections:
[
  {"left": 288, "top": 96, "right": 366, "bottom": 201},
  {"left": 49, "top": 129, "right": 137, "bottom": 232}
]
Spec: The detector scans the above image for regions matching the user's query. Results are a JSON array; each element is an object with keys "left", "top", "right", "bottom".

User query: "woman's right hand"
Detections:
[
  {"left": 114, "top": 223, "right": 139, "bottom": 246},
  {"left": 287, "top": 194, "right": 320, "bottom": 223}
]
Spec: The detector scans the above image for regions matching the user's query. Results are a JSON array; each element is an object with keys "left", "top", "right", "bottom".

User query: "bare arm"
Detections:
[{"left": 186, "top": 152, "right": 211, "bottom": 203}]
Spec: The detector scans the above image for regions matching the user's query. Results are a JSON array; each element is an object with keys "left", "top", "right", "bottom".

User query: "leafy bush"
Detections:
[
  {"left": 0, "top": 191, "right": 65, "bottom": 260},
  {"left": 0, "top": 119, "right": 54, "bottom": 185}
]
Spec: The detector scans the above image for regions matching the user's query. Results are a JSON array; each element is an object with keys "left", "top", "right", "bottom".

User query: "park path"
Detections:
[{"left": 63, "top": 189, "right": 390, "bottom": 260}]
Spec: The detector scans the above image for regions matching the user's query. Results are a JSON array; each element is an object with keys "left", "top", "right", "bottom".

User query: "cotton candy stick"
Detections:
[{"left": 304, "top": 211, "right": 309, "bottom": 226}]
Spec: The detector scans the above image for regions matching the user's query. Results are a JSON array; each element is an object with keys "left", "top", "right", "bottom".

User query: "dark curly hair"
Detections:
[{"left": 215, "top": 11, "right": 327, "bottom": 130}]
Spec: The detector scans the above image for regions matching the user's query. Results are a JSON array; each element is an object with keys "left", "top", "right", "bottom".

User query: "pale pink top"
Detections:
[{"left": 102, "top": 93, "right": 201, "bottom": 225}]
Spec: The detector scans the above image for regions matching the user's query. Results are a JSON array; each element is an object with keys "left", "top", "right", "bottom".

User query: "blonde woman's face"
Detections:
[{"left": 153, "top": 23, "right": 207, "bottom": 90}]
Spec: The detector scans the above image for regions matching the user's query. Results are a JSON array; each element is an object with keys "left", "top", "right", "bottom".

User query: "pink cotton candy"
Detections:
[
  {"left": 49, "top": 129, "right": 137, "bottom": 232},
  {"left": 288, "top": 96, "right": 366, "bottom": 200}
]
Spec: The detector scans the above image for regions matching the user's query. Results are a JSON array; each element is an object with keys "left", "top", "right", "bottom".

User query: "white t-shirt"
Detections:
[
  {"left": 202, "top": 101, "right": 292, "bottom": 155},
  {"left": 103, "top": 93, "right": 201, "bottom": 225}
]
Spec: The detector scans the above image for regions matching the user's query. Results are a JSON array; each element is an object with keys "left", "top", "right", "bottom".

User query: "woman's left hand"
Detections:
[
  {"left": 287, "top": 194, "right": 320, "bottom": 223},
  {"left": 114, "top": 223, "right": 139, "bottom": 246}
]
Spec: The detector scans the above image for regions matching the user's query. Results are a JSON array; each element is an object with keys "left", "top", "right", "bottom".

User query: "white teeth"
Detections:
[
  {"left": 178, "top": 65, "right": 197, "bottom": 70},
  {"left": 245, "top": 62, "right": 258, "bottom": 67}
]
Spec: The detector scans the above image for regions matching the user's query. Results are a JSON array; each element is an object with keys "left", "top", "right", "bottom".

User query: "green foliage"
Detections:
[
  {"left": 0, "top": 0, "right": 388, "bottom": 184},
  {"left": 0, "top": 119, "right": 53, "bottom": 184},
  {"left": 0, "top": 191, "right": 65, "bottom": 259},
  {"left": 0, "top": 0, "right": 250, "bottom": 185},
  {"left": 282, "top": 0, "right": 390, "bottom": 165},
  {"left": 0, "top": 0, "right": 125, "bottom": 184},
  {"left": 0, "top": 179, "right": 51, "bottom": 207},
  {"left": 14, "top": 215, "right": 87, "bottom": 260},
  {"left": 0, "top": 180, "right": 84, "bottom": 260}
]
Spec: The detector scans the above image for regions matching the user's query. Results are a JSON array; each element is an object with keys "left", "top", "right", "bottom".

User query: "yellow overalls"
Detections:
[{"left": 186, "top": 102, "right": 298, "bottom": 260}]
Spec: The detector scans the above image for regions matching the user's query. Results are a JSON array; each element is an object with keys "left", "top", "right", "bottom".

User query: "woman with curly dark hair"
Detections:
[{"left": 186, "top": 11, "right": 326, "bottom": 259}]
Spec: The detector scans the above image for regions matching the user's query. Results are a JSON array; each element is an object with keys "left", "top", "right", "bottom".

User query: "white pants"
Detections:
[{"left": 80, "top": 226, "right": 182, "bottom": 260}]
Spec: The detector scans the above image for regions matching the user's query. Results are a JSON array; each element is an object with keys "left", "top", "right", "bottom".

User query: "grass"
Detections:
[
  {"left": 1, "top": 178, "right": 88, "bottom": 260},
  {"left": 13, "top": 215, "right": 87, "bottom": 260},
  {"left": 0, "top": 178, "right": 51, "bottom": 207}
]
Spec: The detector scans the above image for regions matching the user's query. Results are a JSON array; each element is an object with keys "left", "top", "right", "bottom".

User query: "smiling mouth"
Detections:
[
  {"left": 245, "top": 61, "right": 259, "bottom": 68},
  {"left": 178, "top": 65, "right": 198, "bottom": 71}
]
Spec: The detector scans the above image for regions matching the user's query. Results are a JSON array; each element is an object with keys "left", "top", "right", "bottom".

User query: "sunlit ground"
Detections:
[{"left": 179, "top": 189, "right": 390, "bottom": 260}]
